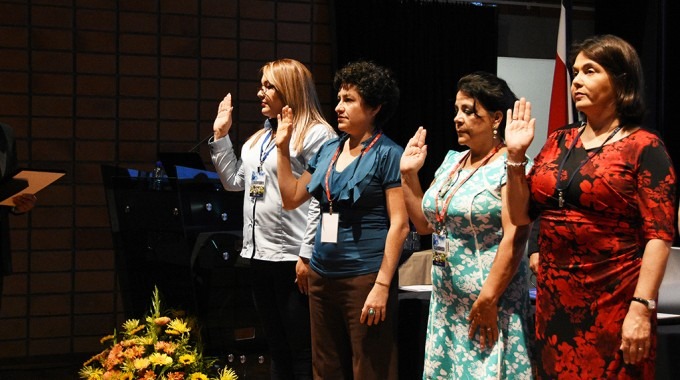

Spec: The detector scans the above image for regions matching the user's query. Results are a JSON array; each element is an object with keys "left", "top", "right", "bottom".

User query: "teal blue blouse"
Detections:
[{"left": 306, "top": 133, "right": 403, "bottom": 278}]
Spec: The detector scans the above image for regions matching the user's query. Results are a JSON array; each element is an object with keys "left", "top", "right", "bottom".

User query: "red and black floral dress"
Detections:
[{"left": 528, "top": 124, "right": 676, "bottom": 379}]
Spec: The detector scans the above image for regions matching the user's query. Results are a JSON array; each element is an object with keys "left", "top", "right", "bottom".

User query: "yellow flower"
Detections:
[
  {"left": 218, "top": 367, "right": 239, "bottom": 380},
  {"left": 78, "top": 366, "right": 104, "bottom": 380},
  {"left": 78, "top": 287, "right": 238, "bottom": 380},
  {"left": 137, "top": 335, "right": 155, "bottom": 346},
  {"left": 179, "top": 354, "right": 196, "bottom": 365},
  {"left": 149, "top": 352, "right": 173, "bottom": 366},
  {"left": 133, "top": 358, "right": 150, "bottom": 370},
  {"left": 167, "top": 319, "right": 191, "bottom": 334},
  {"left": 122, "top": 319, "right": 140, "bottom": 332}
]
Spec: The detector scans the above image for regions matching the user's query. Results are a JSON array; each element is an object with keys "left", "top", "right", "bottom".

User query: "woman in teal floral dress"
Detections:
[{"left": 401, "top": 72, "right": 534, "bottom": 379}]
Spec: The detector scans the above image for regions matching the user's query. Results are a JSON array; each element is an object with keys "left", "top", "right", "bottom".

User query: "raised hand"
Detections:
[
  {"left": 400, "top": 126, "right": 428, "bottom": 174},
  {"left": 504, "top": 98, "right": 536, "bottom": 158},
  {"left": 213, "top": 93, "right": 234, "bottom": 140},
  {"left": 275, "top": 105, "right": 294, "bottom": 149}
]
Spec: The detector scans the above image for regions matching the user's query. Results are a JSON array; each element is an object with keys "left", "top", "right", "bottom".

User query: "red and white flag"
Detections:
[{"left": 548, "top": 0, "right": 574, "bottom": 135}]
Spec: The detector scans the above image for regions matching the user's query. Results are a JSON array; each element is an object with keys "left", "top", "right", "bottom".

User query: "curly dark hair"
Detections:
[
  {"left": 457, "top": 71, "right": 518, "bottom": 137},
  {"left": 333, "top": 61, "right": 400, "bottom": 129}
]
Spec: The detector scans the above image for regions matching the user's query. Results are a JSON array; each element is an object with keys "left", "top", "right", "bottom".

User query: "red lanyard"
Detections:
[
  {"left": 434, "top": 142, "right": 503, "bottom": 233},
  {"left": 324, "top": 131, "right": 382, "bottom": 214}
]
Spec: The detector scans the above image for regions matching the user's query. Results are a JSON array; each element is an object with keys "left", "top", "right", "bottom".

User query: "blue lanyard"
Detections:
[{"left": 258, "top": 129, "right": 276, "bottom": 172}]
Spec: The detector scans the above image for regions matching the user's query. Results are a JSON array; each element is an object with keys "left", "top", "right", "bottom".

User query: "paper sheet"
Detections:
[{"left": 0, "top": 170, "right": 65, "bottom": 206}]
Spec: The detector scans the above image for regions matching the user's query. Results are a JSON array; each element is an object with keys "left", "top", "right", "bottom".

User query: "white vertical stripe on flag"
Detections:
[{"left": 548, "top": 0, "right": 574, "bottom": 135}]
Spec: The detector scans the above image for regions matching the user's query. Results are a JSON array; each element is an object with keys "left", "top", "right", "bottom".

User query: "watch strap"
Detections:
[{"left": 631, "top": 296, "right": 655, "bottom": 310}]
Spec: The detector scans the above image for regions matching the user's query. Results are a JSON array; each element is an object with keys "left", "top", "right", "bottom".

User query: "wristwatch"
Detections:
[{"left": 631, "top": 297, "right": 657, "bottom": 311}]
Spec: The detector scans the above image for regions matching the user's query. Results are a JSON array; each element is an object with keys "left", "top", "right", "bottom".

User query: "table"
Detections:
[{"left": 399, "top": 250, "right": 432, "bottom": 286}]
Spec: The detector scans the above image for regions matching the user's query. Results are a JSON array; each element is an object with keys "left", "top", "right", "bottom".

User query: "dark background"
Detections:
[{"left": 0, "top": 0, "right": 677, "bottom": 368}]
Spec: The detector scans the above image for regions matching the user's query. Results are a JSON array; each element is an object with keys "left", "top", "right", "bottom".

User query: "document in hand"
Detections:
[{"left": 0, "top": 169, "right": 66, "bottom": 206}]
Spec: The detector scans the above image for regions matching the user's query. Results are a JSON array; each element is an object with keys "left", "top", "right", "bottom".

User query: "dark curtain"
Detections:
[
  {"left": 594, "top": 0, "right": 679, "bottom": 244},
  {"left": 331, "top": 0, "right": 498, "bottom": 186}
]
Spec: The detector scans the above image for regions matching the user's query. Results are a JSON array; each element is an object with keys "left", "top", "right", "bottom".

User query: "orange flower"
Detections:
[{"left": 154, "top": 316, "right": 171, "bottom": 326}]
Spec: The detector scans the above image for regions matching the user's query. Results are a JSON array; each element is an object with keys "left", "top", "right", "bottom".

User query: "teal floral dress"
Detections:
[{"left": 421, "top": 150, "right": 533, "bottom": 380}]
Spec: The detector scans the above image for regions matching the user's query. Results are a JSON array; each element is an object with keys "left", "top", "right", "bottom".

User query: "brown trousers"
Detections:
[{"left": 308, "top": 269, "right": 399, "bottom": 380}]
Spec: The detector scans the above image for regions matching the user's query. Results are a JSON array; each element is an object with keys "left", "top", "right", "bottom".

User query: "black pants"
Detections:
[{"left": 251, "top": 259, "right": 312, "bottom": 380}]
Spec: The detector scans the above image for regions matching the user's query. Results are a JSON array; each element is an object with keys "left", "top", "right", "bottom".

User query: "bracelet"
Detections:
[
  {"left": 506, "top": 159, "right": 528, "bottom": 168},
  {"left": 374, "top": 280, "right": 390, "bottom": 288}
]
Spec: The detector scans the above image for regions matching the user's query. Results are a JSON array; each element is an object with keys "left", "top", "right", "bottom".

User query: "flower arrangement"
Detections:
[{"left": 79, "top": 286, "right": 237, "bottom": 380}]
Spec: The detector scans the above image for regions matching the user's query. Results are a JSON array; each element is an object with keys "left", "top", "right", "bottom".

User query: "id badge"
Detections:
[
  {"left": 249, "top": 171, "right": 266, "bottom": 198},
  {"left": 321, "top": 212, "right": 339, "bottom": 243},
  {"left": 432, "top": 233, "right": 448, "bottom": 267}
]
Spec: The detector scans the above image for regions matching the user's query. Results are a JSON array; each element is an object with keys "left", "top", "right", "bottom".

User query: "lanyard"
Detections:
[
  {"left": 434, "top": 142, "right": 503, "bottom": 234},
  {"left": 258, "top": 129, "right": 276, "bottom": 172},
  {"left": 324, "top": 131, "right": 383, "bottom": 214},
  {"left": 555, "top": 124, "right": 622, "bottom": 207}
]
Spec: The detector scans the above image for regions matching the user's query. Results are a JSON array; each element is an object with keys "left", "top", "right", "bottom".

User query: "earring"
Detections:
[{"left": 493, "top": 127, "right": 498, "bottom": 139}]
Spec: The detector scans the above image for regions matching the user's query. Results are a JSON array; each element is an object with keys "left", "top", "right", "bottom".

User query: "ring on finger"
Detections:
[{"left": 368, "top": 308, "right": 375, "bottom": 316}]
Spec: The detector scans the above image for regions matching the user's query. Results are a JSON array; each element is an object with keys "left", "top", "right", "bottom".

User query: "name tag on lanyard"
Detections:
[
  {"left": 432, "top": 232, "right": 448, "bottom": 267},
  {"left": 321, "top": 212, "right": 339, "bottom": 243},
  {"left": 250, "top": 128, "right": 275, "bottom": 199},
  {"left": 250, "top": 170, "right": 266, "bottom": 198}
]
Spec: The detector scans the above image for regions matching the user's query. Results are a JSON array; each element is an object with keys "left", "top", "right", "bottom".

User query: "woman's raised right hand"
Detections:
[
  {"left": 213, "top": 93, "right": 233, "bottom": 140},
  {"left": 400, "top": 126, "right": 428, "bottom": 174},
  {"left": 504, "top": 97, "right": 535, "bottom": 158},
  {"left": 275, "top": 105, "right": 295, "bottom": 150}
]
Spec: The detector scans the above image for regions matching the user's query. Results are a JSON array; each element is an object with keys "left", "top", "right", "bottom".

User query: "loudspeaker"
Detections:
[{"left": 190, "top": 232, "right": 265, "bottom": 355}]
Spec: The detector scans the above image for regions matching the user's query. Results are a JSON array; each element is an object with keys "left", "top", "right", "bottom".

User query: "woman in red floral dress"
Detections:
[{"left": 504, "top": 34, "right": 676, "bottom": 379}]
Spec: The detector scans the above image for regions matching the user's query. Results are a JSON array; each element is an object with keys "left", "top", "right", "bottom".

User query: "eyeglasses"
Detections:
[{"left": 257, "top": 83, "right": 277, "bottom": 94}]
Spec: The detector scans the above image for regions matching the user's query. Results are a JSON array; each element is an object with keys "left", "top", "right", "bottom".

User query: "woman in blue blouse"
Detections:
[{"left": 276, "top": 61, "right": 410, "bottom": 379}]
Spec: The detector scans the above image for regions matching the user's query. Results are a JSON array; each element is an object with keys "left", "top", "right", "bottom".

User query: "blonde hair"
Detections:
[{"left": 249, "top": 59, "right": 333, "bottom": 154}]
